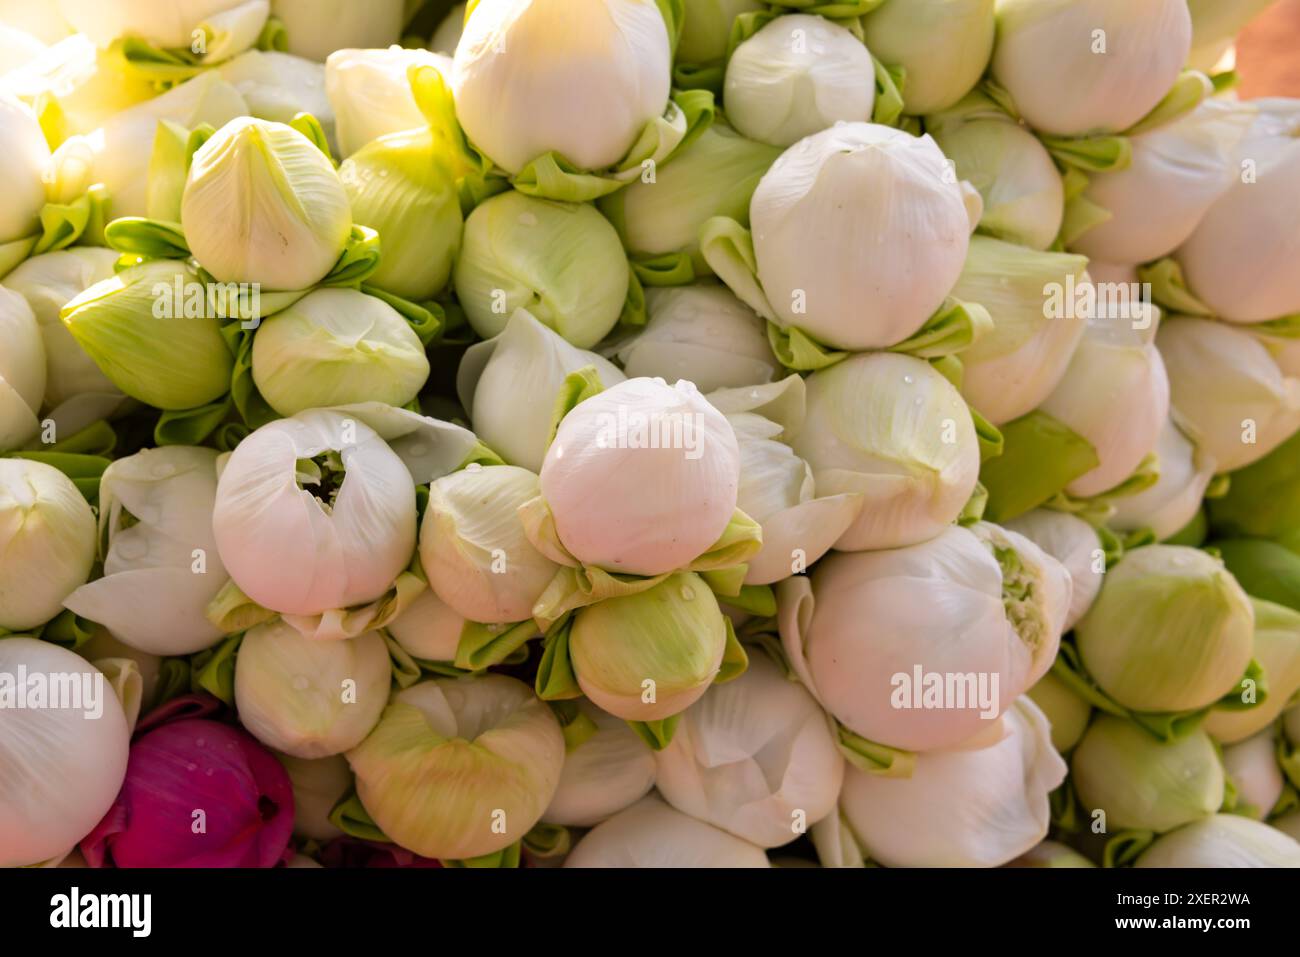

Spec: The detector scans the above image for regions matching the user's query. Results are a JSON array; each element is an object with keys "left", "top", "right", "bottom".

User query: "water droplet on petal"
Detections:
[
  {"left": 679, "top": 585, "right": 696, "bottom": 601},
  {"left": 467, "top": 462, "right": 483, "bottom": 473},
  {"left": 903, "top": 375, "right": 914, "bottom": 385}
]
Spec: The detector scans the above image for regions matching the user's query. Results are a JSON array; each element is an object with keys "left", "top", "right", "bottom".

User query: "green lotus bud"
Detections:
[
  {"left": 1136, "top": 814, "right": 1300, "bottom": 867},
  {"left": 182, "top": 117, "right": 353, "bottom": 290},
  {"left": 1209, "top": 431, "right": 1300, "bottom": 552},
  {"left": 235, "top": 622, "right": 391, "bottom": 760},
  {"left": 570, "top": 571, "right": 728, "bottom": 722},
  {"left": 61, "top": 260, "right": 234, "bottom": 410},
  {"left": 1206, "top": 599, "right": 1300, "bottom": 743},
  {"left": 338, "top": 127, "right": 462, "bottom": 300},
  {"left": 598, "top": 122, "right": 781, "bottom": 274},
  {"left": 250, "top": 288, "right": 430, "bottom": 417},
  {"left": 0, "top": 459, "right": 97, "bottom": 631},
  {"left": 418, "top": 465, "right": 560, "bottom": 624},
  {"left": 1071, "top": 715, "right": 1224, "bottom": 834},
  {"left": 862, "top": 0, "right": 995, "bottom": 116},
  {"left": 454, "top": 190, "right": 630, "bottom": 349},
  {"left": 1075, "top": 546, "right": 1255, "bottom": 714},
  {"left": 347, "top": 674, "right": 565, "bottom": 861},
  {"left": 1026, "top": 671, "right": 1091, "bottom": 753},
  {"left": 1215, "top": 539, "right": 1300, "bottom": 615}
]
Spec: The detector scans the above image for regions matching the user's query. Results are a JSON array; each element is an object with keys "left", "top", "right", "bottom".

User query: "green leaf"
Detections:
[
  {"left": 627, "top": 715, "right": 681, "bottom": 750},
  {"left": 715, "top": 617, "right": 749, "bottom": 684},
  {"left": 328, "top": 791, "right": 392, "bottom": 843},
  {"left": 103, "top": 218, "right": 191, "bottom": 259},
  {"left": 534, "top": 618, "right": 583, "bottom": 701},
  {"left": 454, "top": 619, "right": 538, "bottom": 672},
  {"left": 188, "top": 632, "right": 243, "bottom": 706}
]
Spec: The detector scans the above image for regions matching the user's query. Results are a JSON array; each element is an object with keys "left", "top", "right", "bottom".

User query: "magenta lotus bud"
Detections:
[{"left": 82, "top": 718, "right": 294, "bottom": 868}]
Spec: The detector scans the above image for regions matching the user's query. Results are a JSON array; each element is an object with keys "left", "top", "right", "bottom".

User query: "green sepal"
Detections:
[
  {"left": 535, "top": 618, "right": 583, "bottom": 701},
  {"left": 33, "top": 184, "right": 112, "bottom": 254},
  {"left": 149, "top": 658, "right": 193, "bottom": 713},
  {"left": 979, "top": 411, "right": 1100, "bottom": 523},
  {"left": 255, "top": 16, "right": 288, "bottom": 52},
  {"left": 972, "top": 409, "right": 1004, "bottom": 463},
  {"left": 1041, "top": 133, "right": 1131, "bottom": 174},
  {"left": 3, "top": 451, "right": 110, "bottom": 502},
  {"left": 511, "top": 90, "right": 716, "bottom": 203},
  {"left": 1096, "top": 525, "right": 1126, "bottom": 569},
  {"left": 205, "top": 578, "right": 278, "bottom": 635},
  {"left": 1049, "top": 781, "right": 1082, "bottom": 833},
  {"left": 522, "top": 822, "right": 572, "bottom": 859},
  {"left": 407, "top": 63, "right": 499, "bottom": 214},
  {"left": 328, "top": 791, "right": 393, "bottom": 843},
  {"left": 929, "top": 354, "right": 964, "bottom": 389},
  {"left": 188, "top": 632, "right": 243, "bottom": 706},
  {"left": 672, "top": 60, "right": 725, "bottom": 95},
  {"left": 887, "top": 297, "right": 994, "bottom": 359},
  {"left": 113, "top": 36, "right": 207, "bottom": 87},
  {"left": 630, "top": 250, "right": 697, "bottom": 287},
  {"left": 360, "top": 284, "right": 443, "bottom": 345},
  {"left": 871, "top": 56, "right": 906, "bottom": 128},
  {"left": 837, "top": 724, "right": 916, "bottom": 778},
  {"left": 619, "top": 268, "right": 648, "bottom": 331},
  {"left": 1209, "top": 70, "right": 1239, "bottom": 95},
  {"left": 547, "top": 365, "right": 607, "bottom": 448},
  {"left": 321, "top": 224, "right": 383, "bottom": 288},
  {"left": 551, "top": 701, "right": 600, "bottom": 752},
  {"left": 146, "top": 120, "right": 214, "bottom": 222},
  {"left": 382, "top": 632, "right": 423, "bottom": 690},
  {"left": 454, "top": 619, "right": 538, "bottom": 672},
  {"left": 1137, "top": 257, "right": 1213, "bottom": 317},
  {"left": 1044, "top": 451, "right": 1161, "bottom": 524},
  {"left": 1102, "top": 830, "right": 1156, "bottom": 869},
  {"left": 442, "top": 842, "right": 523, "bottom": 869},
  {"left": 1279, "top": 733, "right": 1300, "bottom": 791},
  {"left": 35, "top": 609, "right": 97, "bottom": 651},
  {"left": 766, "top": 322, "right": 848, "bottom": 372},
  {"left": 457, "top": 439, "right": 507, "bottom": 470},
  {"left": 46, "top": 419, "right": 117, "bottom": 456},
  {"left": 1125, "top": 70, "right": 1213, "bottom": 137},
  {"left": 104, "top": 218, "right": 191, "bottom": 260},
  {"left": 289, "top": 112, "right": 335, "bottom": 165},
  {"left": 699, "top": 215, "right": 777, "bottom": 323},
  {"left": 718, "top": 584, "right": 777, "bottom": 618},
  {"left": 154, "top": 396, "right": 234, "bottom": 447},
  {"left": 958, "top": 482, "right": 989, "bottom": 526},
  {"left": 715, "top": 617, "right": 749, "bottom": 684},
  {"left": 766, "top": 0, "right": 886, "bottom": 15},
  {"left": 627, "top": 715, "right": 681, "bottom": 751}
]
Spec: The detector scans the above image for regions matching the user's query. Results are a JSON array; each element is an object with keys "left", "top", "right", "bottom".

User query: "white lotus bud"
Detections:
[{"left": 564, "top": 795, "right": 770, "bottom": 867}]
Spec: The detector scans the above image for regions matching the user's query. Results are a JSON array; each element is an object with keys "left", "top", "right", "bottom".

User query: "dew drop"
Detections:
[
  {"left": 467, "top": 462, "right": 484, "bottom": 473},
  {"left": 903, "top": 375, "right": 914, "bottom": 385},
  {"left": 679, "top": 585, "right": 696, "bottom": 601}
]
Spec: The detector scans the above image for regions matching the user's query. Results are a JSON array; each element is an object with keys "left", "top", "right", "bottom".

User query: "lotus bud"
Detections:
[
  {"left": 569, "top": 571, "right": 729, "bottom": 722},
  {"left": 347, "top": 674, "right": 565, "bottom": 860},
  {"left": 451, "top": 0, "right": 671, "bottom": 175},
  {"left": 543, "top": 699, "right": 656, "bottom": 828},
  {"left": 1005, "top": 509, "right": 1105, "bottom": 630},
  {"left": 1109, "top": 417, "right": 1217, "bottom": 543},
  {"left": 1072, "top": 715, "right": 1224, "bottom": 834},
  {"left": 81, "top": 717, "right": 295, "bottom": 867},
  {"left": 0, "top": 287, "right": 44, "bottom": 450},
  {"left": 182, "top": 116, "right": 352, "bottom": 290},
  {"left": 1157, "top": 317, "right": 1300, "bottom": 473},
  {"left": 927, "top": 103, "right": 1064, "bottom": 251},
  {"left": 616, "top": 286, "right": 777, "bottom": 394},
  {"left": 0, "top": 639, "right": 130, "bottom": 867},
  {"left": 837, "top": 698, "right": 1066, "bottom": 867},
  {"left": 325, "top": 47, "right": 451, "bottom": 158},
  {"left": 1175, "top": 100, "right": 1300, "bottom": 322},
  {"left": 0, "top": 93, "right": 50, "bottom": 257},
  {"left": 4, "top": 248, "right": 121, "bottom": 412},
  {"left": 952, "top": 237, "right": 1088, "bottom": 425},
  {"left": 1070, "top": 100, "right": 1251, "bottom": 265},
  {"left": 431, "top": 3, "right": 468, "bottom": 54},
  {"left": 1026, "top": 671, "right": 1091, "bottom": 753},
  {"left": 251, "top": 288, "right": 431, "bottom": 418},
  {"left": 862, "top": 0, "right": 995, "bottom": 116},
  {"left": 598, "top": 121, "right": 781, "bottom": 274},
  {"left": 55, "top": 0, "right": 268, "bottom": 54},
  {"left": 63, "top": 447, "right": 228, "bottom": 656},
  {"left": 1039, "top": 313, "right": 1169, "bottom": 499},
  {"left": 1006, "top": 840, "right": 1095, "bottom": 868},
  {"left": 271, "top": 0, "right": 404, "bottom": 63},
  {"left": 565, "top": 795, "right": 770, "bottom": 868},
  {"left": 677, "top": 0, "right": 764, "bottom": 64},
  {"left": 78, "top": 628, "right": 163, "bottom": 707},
  {"left": 235, "top": 622, "right": 391, "bottom": 759},
  {"left": 213, "top": 410, "right": 416, "bottom": 617},
  {"left": 385, "top": 586, "right": 466, "bottom": 663},
  {"left": 724, "top": 15, "right": 875, "bottom": 148},
  {"left": 745, "top": 123, "right": 979, "bottom": 350},
  {"left": 458, "top": 310, "right": 626, "bottom": 473},
  {"left": 0, "top": 459, "right": 96, "bottom": 631},
  {"left": 45, "top": 71, "right": 247, "bottom": 220},
  {"left": 455, "top": 190, "right": 630, "bottom": 349},
  {"left": 1076, "top": 545, "right": 1255, "bottom": 714},
  {"left": 1136, "top": 814, "right": 1300, "bottom": 867},
  {"left": 61, "top": 260, "right": 235, "bottom": 410},
  {"left": 541, "top": 377, "right": 739, "bottom": 575},
  {"left": 990, "top": 0, "right": 1192, "bottom": 138},
  {"left": 1187, "top": 0, "right": 1278, "bottom": 73},
  {"left": 1222, "top": 729, "right": 1283, "bottom": 820},
  {"left": 780, "top": 524, "right": 1069, "bottom": 752},
  {"left": 275, "top": 752, "right": 351, "bottom": 842},
  {"left": 1206, "top": 599, "right": 1300, "bottom": 743},
  {"left": 790, "top": 353, "right": 980, "bottom": 551},
  {"left": 1209, "top": 432, "right": 1300, "bottom": 550},
  {"left": 339, "top": 126, "right": 462, "bottom": 300},
  {"left": 655, "top": 651, "right": 844, "bottom": 848},
  {"left": 419, "top": 465, "right": 559, "bottom": 623},
  {"left": 217, "top": 50, "right": 336, "bottom": 152}
]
